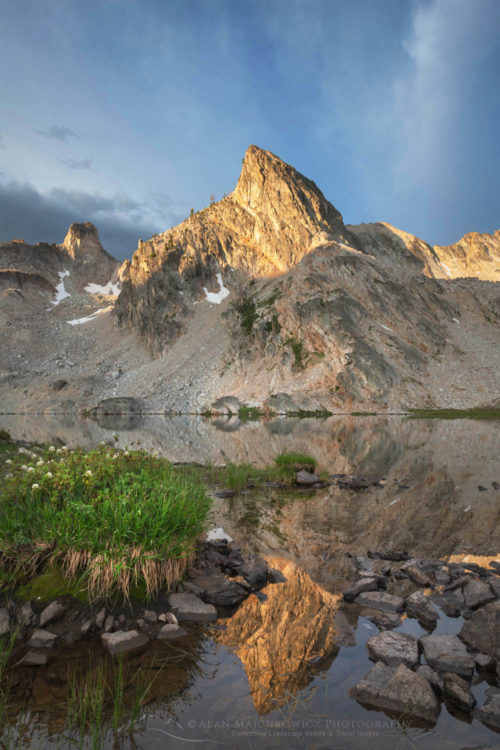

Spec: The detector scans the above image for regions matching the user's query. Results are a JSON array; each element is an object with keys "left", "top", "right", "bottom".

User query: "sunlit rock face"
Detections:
[
  {"left": 214, "top": 557, "right": 342, "bottom": 714},
  {"left": 113, "top": 145, "right": 499, "bottom": 411},
  {"left": 433, "top": 230, "right": 500, "bottom": 281}
]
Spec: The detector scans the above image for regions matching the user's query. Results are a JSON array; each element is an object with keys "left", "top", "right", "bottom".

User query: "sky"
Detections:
[{"left": 1, "top": 0, "right": 499, "bottom": 260}]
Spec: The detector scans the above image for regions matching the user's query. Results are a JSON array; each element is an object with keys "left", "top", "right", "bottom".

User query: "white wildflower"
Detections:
[
  {"left": 27, "top": 467, "right": 35, "bottom": 473},
  {"left": 49, "top": 446, "right": 56, "bottom": 452},
  {"left": 112, "top": 454, "right": 119, "bottom": 460},
  {"left": 37, "top": 459, "right": 44, "bottom": 466},
  {"left": 21, "top": 465, "right": 28, "bottom": 471},
  {"left": 32, "top": 483, "right": 39, "bottom": 490},
  {"left": 56, "top": 448, "right": 63, "bottom": 454},
  {"left": 45, "top": 472, "right": 53, "bottom": 478},
  {"left": 100, "top": 441, "right": 106, "bottom": 446},
  {"left": 124, "top": 450, "right": 130, "bottom": 456},
  {"left": 5, "top": 459, "right": 12, "bottom": 465},
  {"left": 5, "top": 473, "right": 13, "bottom": 478},
  {"left": 85, "top": 470, "right": 92, "bottom": 477}
]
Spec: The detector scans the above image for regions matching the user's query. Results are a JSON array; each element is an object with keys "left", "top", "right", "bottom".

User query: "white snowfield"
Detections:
[
  {"left": 203, "top": 272, "right": 230, "bottom": 304},
  {"left": 441, "top": 263, "right": 452, "bottom": 277},
  {"left": 379, "top": 323, "right": 393, "bottom": 332},
  {"left": 84, "top": 279, "right": 121, "bottom": 296},
  {"left": 51, "top": 270, "right": 70, "bottom": 306},
  {"left": 67, "top": 306, "right": 113, "bottom": 326}
]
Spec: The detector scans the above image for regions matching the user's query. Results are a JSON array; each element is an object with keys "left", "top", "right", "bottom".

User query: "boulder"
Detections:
[
  {"left": 350, "top": 662, "right": 440, "bottom": 725},
  {"left": 487, "top": 576, "right": 500, "bottom": 599},
  {"left": 406, "top": 565, "right": 434, "bottom": 588},
  {"left": 479, "top": 689, "right": 500, "bottom": 731},
  {"left": 157, "top": 624, "right": 188, "bottom": 640},
  {"left": 405, "top": 591, "right": 439, "bottom": 629},
  {"left": 296, "top": 470, "right": 319, "bottom": 485},
  {"left": 475, "top": 653, "right": 496, "bottom": 672},
  {"left": 443, "top": 672, "right": 476, "bottom": 711},
  {"left": 420, "top": 634, "right": 474, "bottom": 678},
  {"left": 367, "top": 631, "right": 419, "bottom": 668},
  {"left": 431, "top": 588, "right": 466, "bottom": 617},
  {"left": 95, "top": 607, "right": 106, "bottom": 629},
  {"left": 39, "top": 600, "right": 66, "bottom": 628},
  {"left": 416, "top": 665, "right": 444, "bottom": 695},
  {"left": 463, "top": 580, "right": 495, "bottom": 610},
  {"left": 459, "top": 601, "right": 500, "bottom": 680},
  {"left": 366, "top": 610, "right": 402, "bottom": 630},
  {"left": 184, "top": 574, "right": 248, "bottom": 608},
  {"left": 355, "top": 591, "right": 404, "bottom": 613},
  {"left": 167, "top": 593, "right": 217, "bottom": 623},
  {"left": 28, "top": 630, "right": 57, "bottom": 649},
  {"left": 236, "top": 556, "right": 268, "bottom": 588},
  {"left": 343, "top": 577, "right": 378, "bottom": 602},
  {"left": 101, "top": 630, "right": 149, "bottom": 656}
]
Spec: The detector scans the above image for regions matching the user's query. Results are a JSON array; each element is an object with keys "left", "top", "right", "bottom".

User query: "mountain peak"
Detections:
[
  {"left": 233, "top": 145, "right": 344, "bottom": 237},
  {"left": 61, "top": 222, "right": 109, "bottom": 261}
]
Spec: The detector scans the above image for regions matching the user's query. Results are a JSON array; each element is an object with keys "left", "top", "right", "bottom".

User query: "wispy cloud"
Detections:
[
  {"left": 58, "top": 157, "right": 93, "bottom": 170},
  {"left": 38, "top": 124, "right": 79, "bottom": 141}
]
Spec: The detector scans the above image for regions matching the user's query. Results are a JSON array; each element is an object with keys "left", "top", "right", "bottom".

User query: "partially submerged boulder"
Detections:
[
  {"left": 367, "top": 631, "right": 419, "bottom": 668},
  {"left": 350, "top": 662, "right": 440, "bottom": 725},
  {"left": 167, "top": 593, "right": 217, "bottom": 623},
  {"left": 420, "top": 634, "right": 474, "bottom": 678},
  {"left": 101, "top": 629, "right": 149, "bottom": 656}
]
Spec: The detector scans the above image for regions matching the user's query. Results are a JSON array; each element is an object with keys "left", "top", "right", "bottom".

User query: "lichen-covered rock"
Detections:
[
  {"left": 420, "top": 634, "right": 474, "bottom": 678},
  {"left": 367, "top": 631, "right": 419, "bottom": 668}
]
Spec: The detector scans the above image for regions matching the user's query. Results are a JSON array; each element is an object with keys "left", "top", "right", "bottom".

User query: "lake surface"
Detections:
[{"left": 1, "top": 413, "right": 499, "bottom": 748}]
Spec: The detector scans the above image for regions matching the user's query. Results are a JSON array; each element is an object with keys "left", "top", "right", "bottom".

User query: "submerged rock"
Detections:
[
  {"left": 367, "top": 631, "right": 419, "bottom": 668},
  {"left": 28, "top": 630, "right": 57, "bottom": 649},
  {"left": 101, "top": 629, "right": 149, "bottom": 656},
  {"left": 350, "top": 662, "right": 440, "bottom": 725},
  {"left": 157, "top": 623, "right": 188, "bottom": 640},
  {"left": 18, "top": 650, "right": 48, "bottom": 667}
]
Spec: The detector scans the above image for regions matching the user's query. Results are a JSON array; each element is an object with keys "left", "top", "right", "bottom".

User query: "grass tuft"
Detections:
[{"left": 0, "top": 446, "right": 211, "bottom": 600}]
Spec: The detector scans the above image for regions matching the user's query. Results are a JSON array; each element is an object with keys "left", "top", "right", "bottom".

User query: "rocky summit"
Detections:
[{"left": 1, "top": 146, "right": 499, "bottom": 414}]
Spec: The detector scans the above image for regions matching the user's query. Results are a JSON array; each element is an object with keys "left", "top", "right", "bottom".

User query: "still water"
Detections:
[{"left": 1, "top": 413, "right": 499, "bottom": 748}]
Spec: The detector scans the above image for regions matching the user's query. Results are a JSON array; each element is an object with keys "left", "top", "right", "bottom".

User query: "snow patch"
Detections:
[
  {"left": 85, "top": 279, "right": 121, "bottom": 296},
  {"left": 441, "top": 263, "right": 452, "bottom": 277},
  {"left": 464, "top": 505, "right": 471, "bottom": 513},
  {"left": 51, "top": 270, "right": 70, "bottom": 306},
  {"left": 206, "top": 527, "right": 233, "bottom": 543},
  {"left": 388, "top": 497, "right": 401, "bottom": 507},
  {"left": 67, "top": 306, "right": 112, "bottom": 326},
  {"left": 380, "top": 323, "right": 393, "bottom": 332},
  {"left": 204, "top": 273, "right": 230, "bottom": 304},
  {"left": 452, "top": 317, "right": 460, "bottom": 324}
]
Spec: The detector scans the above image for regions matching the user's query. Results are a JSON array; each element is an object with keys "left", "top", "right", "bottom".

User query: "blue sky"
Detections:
[{"left": 1, "top": 0, "right": 499, "bottom": 259}]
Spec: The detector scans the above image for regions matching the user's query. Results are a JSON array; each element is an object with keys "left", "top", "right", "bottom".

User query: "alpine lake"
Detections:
[{"left": 0, "top": 410, "right": 499, "bottom": 750}]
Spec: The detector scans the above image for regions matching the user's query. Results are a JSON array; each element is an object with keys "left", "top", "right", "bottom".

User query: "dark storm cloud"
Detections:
[
  {"left": 0, "top": 180, "right": 160, "bottom": 260},
  {"left": 37, "top": 125, "right": 79, "bottom": 141},
  {"left": 58, "top": 157, "right": 93, "bottom": 170}
]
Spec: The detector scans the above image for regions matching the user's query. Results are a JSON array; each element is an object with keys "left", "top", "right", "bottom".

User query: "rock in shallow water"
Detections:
[
  {"left": 350, "top": 662, "right": 440, "bottom": 725},
  {"left": 355, "top": 591, "right": 404, "bottom": 613},
  {"left": 101, "top": 630, "right": 149, "bottom": 656},
  {"left": 367, "top": 631, "right": 419, "bottom": 668},
  {"left": 459, "top": 601, "right": 500, "bottom": 680},
  {"left": 479, "top": 689, "right": 500, "bottom": 731},
  {"left": 405, "top": 591, "right": 439, "bottom": 629},
  {"left": 443, "top": 672, "right": 476, "bottom": 711},
  {"left": 28, "top": 630, "right": 57, "bottom": 649},
  {"left": 420, "top": 634, "right": 474, "bottom": 678},
  {"left": 157, "top": 623, "right": 188, "bottom": 640},
  {"left": 167, "top": 593, "right": 217, "bottom": 623}
]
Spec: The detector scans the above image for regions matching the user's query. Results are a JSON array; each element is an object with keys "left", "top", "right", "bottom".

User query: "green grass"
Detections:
[
  {"left": 237, "top": 405, "right": 264, "bottom": 422},
  {"left": 407, "top": 407, "right": 500, "bottom": 420},
  {"left": 274, "top": 452, "right": 317, "bottom": 479},
  {"left": 0, "top": 446, "right": 212, "bottom": 600},
  {"left": 235, "top": 295, "right": 258, "bottom": 335}
]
